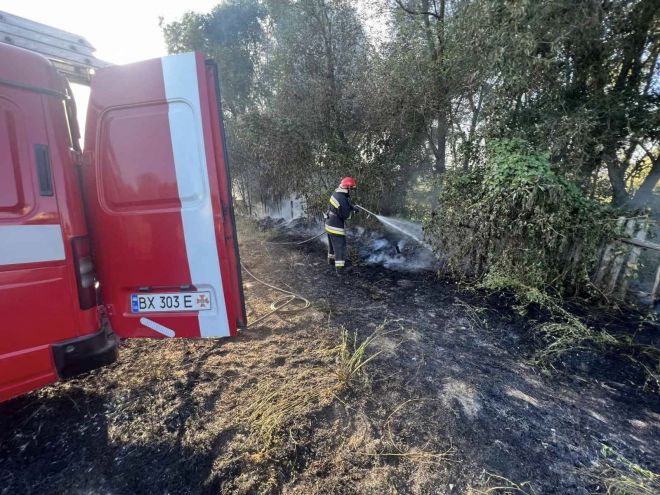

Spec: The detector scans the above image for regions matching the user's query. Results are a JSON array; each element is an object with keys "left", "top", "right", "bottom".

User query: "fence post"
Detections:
[
  {"left": 618, "top": 219, "right": 648, "bottom": 299},
  {"left": 605, "top": 219, "right": 636, "bottom": 295},
  {"left": 594, "top": 217, "right": 626, "bottom": 287}
]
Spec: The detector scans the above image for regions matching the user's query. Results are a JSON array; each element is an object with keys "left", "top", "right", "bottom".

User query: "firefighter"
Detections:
[{"left": 325, "top": 177, "right": 358, "bottom": 273}]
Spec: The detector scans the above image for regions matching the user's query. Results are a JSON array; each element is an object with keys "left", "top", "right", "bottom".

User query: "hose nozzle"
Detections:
[{"left": 355, "top": 204, "right": 378, "bottom": 217}]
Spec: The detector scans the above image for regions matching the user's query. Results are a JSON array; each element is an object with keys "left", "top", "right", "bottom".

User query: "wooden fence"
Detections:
[{"left": 594, "top": 217, "right": 660, "bottom": 307}]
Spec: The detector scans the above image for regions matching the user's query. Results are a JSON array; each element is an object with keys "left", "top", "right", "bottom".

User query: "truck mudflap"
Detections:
[{"left": 51, "top": 326, "right": 118, "bottom": 379}]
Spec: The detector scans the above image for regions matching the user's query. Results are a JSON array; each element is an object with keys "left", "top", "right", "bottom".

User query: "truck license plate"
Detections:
[{"left": 131, "top": 291, "right": 212, "bottom": 313}]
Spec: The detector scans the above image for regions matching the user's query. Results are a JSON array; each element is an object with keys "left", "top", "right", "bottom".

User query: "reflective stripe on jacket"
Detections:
[{"left": 325, "top": 189, "right": 355, "bottom": 236}]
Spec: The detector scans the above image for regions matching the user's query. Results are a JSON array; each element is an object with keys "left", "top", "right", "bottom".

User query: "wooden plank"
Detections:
[
  {"left": 0, "top": 11, "right": 94, "bottom": 47},
  {"left": 594, "top": 217, "right": 626, "bottom": 285},
  {"left": 606, "top": 219, "right": 636, "bottom": 294},
  {"left": 1, "top": 36, "right": 106, "bottom": 67},
  {"left": 618, "top": 220, "right": 648, "bottom": 299},
  {"left": 619, "top": 237, "right": 660, "bottom": 252},
  {"left": 0, "top": 21, "right": 96, "bottom": 55},
  {"left": 651, "top": 263, "right": 660, "bottom": 307}
]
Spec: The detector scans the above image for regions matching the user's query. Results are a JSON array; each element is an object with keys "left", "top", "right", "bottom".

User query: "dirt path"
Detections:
[{"left": 1, "top": 218, "right": 659, "bottom": 494}]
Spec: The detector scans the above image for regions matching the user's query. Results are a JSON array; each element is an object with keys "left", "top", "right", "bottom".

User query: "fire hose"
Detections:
[
  {"left": 240, "top": 262, "right": 311, "bottom": 328},
  {"left": 243, "top": 204, "right": 372, "bottom": 327},
  {"left": 264, "top": 231, "right": 325, "bottom": 245},
  {"left": 264, "top": 204, "right": 373, "bottom": 246},
  {"left": 354, "top": 204, "right": 377, "bottom": 217},
  {"left": 243, "top": 225, "right": 329, "bottom": 326}
]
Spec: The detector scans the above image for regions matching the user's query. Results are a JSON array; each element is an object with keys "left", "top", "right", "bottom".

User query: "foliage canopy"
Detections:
[
  {"left": 425, "top": 138, "right": 614, "bottom": 294},
  {"left": 163, "top": 0, "right": 658, "bottom": 216}
]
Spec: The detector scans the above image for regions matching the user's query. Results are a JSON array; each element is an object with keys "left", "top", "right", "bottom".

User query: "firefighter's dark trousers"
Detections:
[{"left": 327, "top": 234, "right": 346, "bottom": 268}]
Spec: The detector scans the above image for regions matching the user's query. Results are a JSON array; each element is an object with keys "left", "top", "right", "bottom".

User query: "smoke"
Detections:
[
  {"left": 262, "top": 216, "right": 437, "bottom": 272},
  {"left": 357, "top": 229, "right": 437, "bottom": 272},
  {"left": 254, "top": 194, "right": 305, "bottom": 221}
]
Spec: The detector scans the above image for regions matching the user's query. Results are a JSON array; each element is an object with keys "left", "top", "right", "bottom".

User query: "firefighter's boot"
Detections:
[{"left": 335, "top": 259, "right": 347, "bottom": 277}]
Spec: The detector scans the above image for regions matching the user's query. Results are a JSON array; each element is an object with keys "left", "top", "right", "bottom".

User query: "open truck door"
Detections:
[{"left": 82, "top": 52, "right": 245, "bottom": 339}]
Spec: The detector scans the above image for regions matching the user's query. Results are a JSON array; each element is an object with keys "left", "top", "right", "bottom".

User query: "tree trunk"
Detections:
[
  {"left": 607, "top": 160, "right": 629, "bottom": 206},
  {"left": 462, "top": 89, "right": 484, "bottom": 170},
  {"left": 436, "top": 113, "right": 448, "bottom": 175},
  {"left": 628, "top": 156, "right": 660, "bottom": 209}
]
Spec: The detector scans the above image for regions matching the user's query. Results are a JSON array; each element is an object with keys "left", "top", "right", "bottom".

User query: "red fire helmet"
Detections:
[{"left": 340, "top": 176, "right": 357, "bottom": 189}]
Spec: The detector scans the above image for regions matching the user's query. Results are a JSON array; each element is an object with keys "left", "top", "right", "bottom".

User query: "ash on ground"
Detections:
[{"left": 261, "top": 217, "right": 439, "bottom": 272}]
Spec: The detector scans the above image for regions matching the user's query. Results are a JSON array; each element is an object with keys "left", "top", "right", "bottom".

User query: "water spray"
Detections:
[{"left": 355, "top": 205, "right": 425, "bottom": 245}]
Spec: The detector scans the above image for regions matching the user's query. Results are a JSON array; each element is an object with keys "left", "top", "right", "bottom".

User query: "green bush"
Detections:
[{"left": 425, "top": 138, "right": 616, "bottom": 297}]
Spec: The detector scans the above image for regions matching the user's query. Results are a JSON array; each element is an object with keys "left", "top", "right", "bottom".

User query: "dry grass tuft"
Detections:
[
  {"left": 335, "top": 327, "right": 384, "bottom": 385},
  {"left": 243, "top": 325, "right": 386, "bottom": 451},
  {"left": 467, "top": 473, "right": 537, "bottom": 494},
  {"left": 359, "top": 398, "right": 454, "bottom": 466},
  {"left": 582, "top": 444, "right": 660, "bottom": 495},
  {"left": 454, "top": 298, "right": 490, "bottom": 330},
  {"left": 243, "top": 374, "right": 335, "bottom": 450}
]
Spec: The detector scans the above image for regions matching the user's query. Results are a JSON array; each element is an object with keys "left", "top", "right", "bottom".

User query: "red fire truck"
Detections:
[{"left": 0, "top": 13, "right": 245, "bottom": 401}]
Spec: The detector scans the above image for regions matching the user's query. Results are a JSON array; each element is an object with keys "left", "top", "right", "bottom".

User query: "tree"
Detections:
[
  {"left": 162, "top": 0, "right": 265, "bottom": 114},
  {"left": 162, "top": 0, "right": 659, "bottom": 214},
  {"left": 163, "top": 0, "right": 268, "bottom": 213},
  {"left": 479, "top": 0, "right": 659, "bottom": 207}
]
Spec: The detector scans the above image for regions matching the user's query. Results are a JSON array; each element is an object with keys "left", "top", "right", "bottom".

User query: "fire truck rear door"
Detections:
[{"left": 83, "top": 52, "right": 245, "bottom": 339}]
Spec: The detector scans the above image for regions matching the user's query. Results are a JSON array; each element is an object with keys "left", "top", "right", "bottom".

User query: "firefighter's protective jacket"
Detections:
[{"left": 325, "top": 188, "right": 356, "bottom": 236}]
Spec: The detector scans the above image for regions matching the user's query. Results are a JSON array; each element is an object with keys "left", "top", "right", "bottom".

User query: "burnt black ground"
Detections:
[
  {"left": 258, "top": 218, "right": 660, "bottom": 493},
  {"left": 1, "top": 217, "right": 658, "bottom": 494}
]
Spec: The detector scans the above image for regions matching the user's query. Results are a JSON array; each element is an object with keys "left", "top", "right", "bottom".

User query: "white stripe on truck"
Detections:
[
  {"left": 140, "top": 317, "right": 176, "bottom": 338},
  {"left": 162, "top": 53, "right": 231, "bottom": 338},
  {"left": 0, "top": 225, "right": 65, "bottom": 265}
]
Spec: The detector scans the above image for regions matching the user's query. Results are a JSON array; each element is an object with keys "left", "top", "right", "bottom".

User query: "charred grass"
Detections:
[{"left": 1, "top": 217, "right": 659, "bottom": 494}]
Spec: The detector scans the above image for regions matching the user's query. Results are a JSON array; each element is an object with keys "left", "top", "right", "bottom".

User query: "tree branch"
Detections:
[{"left": 394, "top": 0, "right": 441, "bottom": 19}]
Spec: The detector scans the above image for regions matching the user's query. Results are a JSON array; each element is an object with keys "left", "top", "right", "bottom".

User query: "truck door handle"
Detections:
[{"left": 34, "top": 144, "right": 53, "bottom": 196}]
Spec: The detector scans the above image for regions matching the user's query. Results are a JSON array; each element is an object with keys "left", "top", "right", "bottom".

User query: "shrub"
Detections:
[{"left": 425, "top": 138, "right": 616, "bottom": 297}]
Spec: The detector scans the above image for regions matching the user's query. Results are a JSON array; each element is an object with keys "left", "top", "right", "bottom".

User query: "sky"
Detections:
[
  {"left": 2, "top": 1, "right": 391, "bottom": 136},
  {"left": 4, "top": 0, "right": 218, "bottom": 64},
  {"left": 3, "top": 0, "right": 219, "bottom": 134}
]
